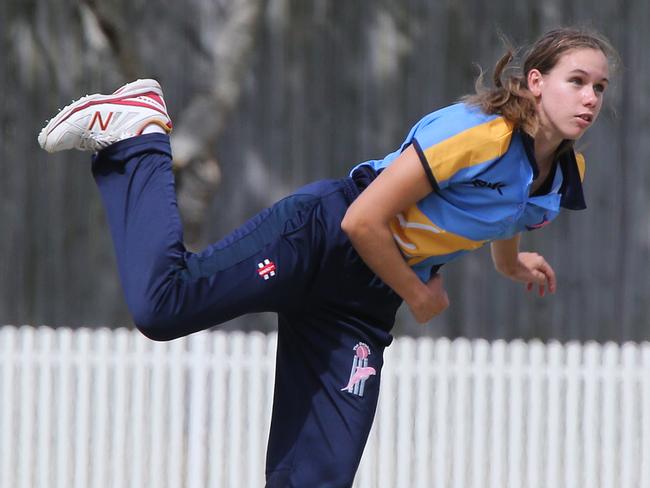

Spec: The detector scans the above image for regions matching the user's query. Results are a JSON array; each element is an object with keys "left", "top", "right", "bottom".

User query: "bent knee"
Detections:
[{"left": 131, "top": 305, "right": 182, "bottom": 342}]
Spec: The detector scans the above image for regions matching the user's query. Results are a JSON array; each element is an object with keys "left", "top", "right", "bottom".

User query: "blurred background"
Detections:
[{"left": 1, "top": 0, "right": 648, "bottom": 342}]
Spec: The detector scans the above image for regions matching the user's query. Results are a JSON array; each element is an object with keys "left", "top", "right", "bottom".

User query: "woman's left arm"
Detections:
[{"left": 490, "top": 234, "right": 557, "bottom": 296}]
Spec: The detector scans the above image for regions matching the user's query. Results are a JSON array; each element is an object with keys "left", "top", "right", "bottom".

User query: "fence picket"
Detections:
[
  {"left": 564, "top": 342, "right": 582, "bottom": 488},
  {"left": 471, "top": 339, "right": 489, "bottom": 488},
  {"left": 545, "top": 341, "right": 563, "bottom": 488},
  {"left": 1, "top": 327, "right": 16, "bottom": 488},
  {"left": 188, "top": 333, "right": 209, "bottom": 488},
  {"left": 37, "top": 328, "right": 54, "bottom": 488},
  {"left": 209, "top": 332, "right": 227, "bottom": 488},
  {"left": 168, "top": 337, "right": 185, "bottom": 488},
  {"left": 376, "top": 340, "right": 396, "bottom": 488},
  {"left": 507, "top": 340, "right": 526, "bottom": 488},
  {"left": 414, "top": 337, "right": 434, "bottom": 488},
  {"left": 19, "top": 327, "right": 35, "bottom": 488},
  {"left": 56, "top": 328, "right": 72, "bottom": 488},
  {"left": 526, "top": 340, "right": 545, "bottom": 488},
  {"left": 452, "top": 339, "right": 470, "bottom": 488},
  {"left": 583, "top": 342, "right": 601, "bottom": 488},
  {"left": 91, "top": 329, "right": 110, "bottom": 488},
  {"left": 433, "top": 338, "right": 451, "bottom": 488},
  {"left": 247, "top": 332, "right": 266, "bottom": 488},
  {"left": 149, "top": 338, "right": 168, "bottom": 488},
  {"left": 621, "top": 342, "right": 639, "bottom": 488},
  {"left": 75, "top": 330, "right": 93, "bottom": 488},
  {"left": 396, "top": 337, "right": 415, "bottom": 488},
  {"left": 641, "top": 344, "right": 650, "bottom": 488},
  {"left": 490, "top": 340, "right": 506, "bottom": 488},
  {"left": 602, "top": 342, "right": 620, "bottom": 488},
  {"left": 228, "top": 332, "right": 245, "bottom": 488}
]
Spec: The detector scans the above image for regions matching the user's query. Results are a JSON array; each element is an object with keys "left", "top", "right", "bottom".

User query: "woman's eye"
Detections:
[
  {"left": 570, "top": 78, "right": 583, "bottom": 86},
  {"left": 594, "top": 83, "right": 606, "bottom": 93}
]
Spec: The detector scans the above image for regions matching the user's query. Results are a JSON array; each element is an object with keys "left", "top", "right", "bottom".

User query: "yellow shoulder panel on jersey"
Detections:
[
  {"left": 575, "top": 152, "right": 586, "bottom": 182},
  {"left": 423, "top": 117, "right": 515, "bottom": 184}
]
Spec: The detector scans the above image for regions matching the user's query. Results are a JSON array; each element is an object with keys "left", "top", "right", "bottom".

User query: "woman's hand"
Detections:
[
  {"left": 505, "top": 251, "right": 557, "bottom": 296},
  {"left": 491, "top": 236, "right": 556, "bottom": 296},
  {"left": 406, "top": 273, "right": 450, "bottom": 323}
]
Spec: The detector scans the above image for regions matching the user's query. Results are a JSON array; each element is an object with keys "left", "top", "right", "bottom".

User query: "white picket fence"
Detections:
[{"left": 1, "top": 326, "right": 649, "bottom": 488}]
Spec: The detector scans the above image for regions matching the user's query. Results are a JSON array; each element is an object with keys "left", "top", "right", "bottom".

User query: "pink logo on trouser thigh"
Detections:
[
  {"left": 342, "top": 342, "right": 375, "bottom": 397},
  {"left": 341, "top": 366, "right": 376, "bottom": 391}
]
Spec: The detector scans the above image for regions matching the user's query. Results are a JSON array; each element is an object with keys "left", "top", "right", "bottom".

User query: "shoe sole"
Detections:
[{"left": 38, "top": 79, "right": 165, "bottom": 151}]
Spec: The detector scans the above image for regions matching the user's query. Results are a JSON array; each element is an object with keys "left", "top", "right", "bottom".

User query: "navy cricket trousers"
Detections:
[{"left": 92, "top": 134, "right": 403, "bottom": 487}]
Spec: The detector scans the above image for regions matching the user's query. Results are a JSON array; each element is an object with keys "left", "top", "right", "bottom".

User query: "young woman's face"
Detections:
[{"left": 529, "top": 48, "right": 610, "bottom": 141}]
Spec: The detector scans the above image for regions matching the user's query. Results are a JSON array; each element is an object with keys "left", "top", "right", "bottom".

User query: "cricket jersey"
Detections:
[{"left": 351, "top": 103, "right": 587, "bottom": 281}]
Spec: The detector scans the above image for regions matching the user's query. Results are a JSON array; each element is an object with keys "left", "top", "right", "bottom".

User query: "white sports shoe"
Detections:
[{"left": 38, "top": 79, "right": 173, "bottom": 153}]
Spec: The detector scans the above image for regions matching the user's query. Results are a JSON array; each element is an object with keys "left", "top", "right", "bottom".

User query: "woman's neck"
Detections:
[{"left": 532, "top": 127, "right": 562, "bottom": 172}]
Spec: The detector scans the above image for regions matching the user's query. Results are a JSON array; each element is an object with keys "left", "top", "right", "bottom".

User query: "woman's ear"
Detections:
[{"left": 527, "top": 69, "right": 543, "bottom": 97}]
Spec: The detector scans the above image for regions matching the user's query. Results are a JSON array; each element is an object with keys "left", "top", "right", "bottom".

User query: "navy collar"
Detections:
[{"left": 520, "top": 131, "right": 586, "bottom": 210}]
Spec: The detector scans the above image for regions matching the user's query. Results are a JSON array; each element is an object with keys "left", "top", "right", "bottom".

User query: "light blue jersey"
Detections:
[{"left": 352, "top": 103, "right": 586, "bottom": 281}]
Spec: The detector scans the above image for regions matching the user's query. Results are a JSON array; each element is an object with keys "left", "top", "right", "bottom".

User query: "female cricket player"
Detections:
[{"left": 38, "top": 27, "right": 616, "bottom": 487}]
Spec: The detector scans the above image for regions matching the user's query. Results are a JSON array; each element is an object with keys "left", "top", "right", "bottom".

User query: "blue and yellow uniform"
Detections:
[
  {"left": 92, "top": 103, "right": 587, "bottom": 486},
  {"left": 353, "top": 103, "right": 586, "bottom": 280}
]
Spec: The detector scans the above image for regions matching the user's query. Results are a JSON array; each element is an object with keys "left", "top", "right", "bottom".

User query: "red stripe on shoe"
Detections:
[
  {"left": 47, "top": 93, "right": 168, "bottom": 133},
  {"left": 108, "top": 99, "right": 168, "bottom": 115}
]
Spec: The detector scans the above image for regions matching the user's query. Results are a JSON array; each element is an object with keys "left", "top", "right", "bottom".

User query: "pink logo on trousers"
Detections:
[{"left": 341, "top": 342, "right": 376, "bottom": 397}]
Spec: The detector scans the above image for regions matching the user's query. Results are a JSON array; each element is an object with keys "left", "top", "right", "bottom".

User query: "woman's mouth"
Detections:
[{"left": 575, "top": 113, "right": 593, "bottom": 128}]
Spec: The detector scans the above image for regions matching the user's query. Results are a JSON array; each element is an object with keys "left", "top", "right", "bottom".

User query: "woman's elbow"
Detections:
[
  {"left": 341, "top": 207, "right": 372, "bottom": 241},
  {"left": 340, "top": 209, "right": 356, "bottom": 237}
]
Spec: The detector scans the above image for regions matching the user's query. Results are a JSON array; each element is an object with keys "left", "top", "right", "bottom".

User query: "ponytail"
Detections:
[{"left": 462, "top": 49, "right": 538, "bottom": 134}]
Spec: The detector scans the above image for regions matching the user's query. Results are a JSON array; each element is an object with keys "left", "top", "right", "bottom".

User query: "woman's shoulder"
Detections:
[
  {"left": 413, "top": 103, "right": 515, "bottom": 150},
  {"left": 422, "top": 102, "right": 505, "bottom": 125}
]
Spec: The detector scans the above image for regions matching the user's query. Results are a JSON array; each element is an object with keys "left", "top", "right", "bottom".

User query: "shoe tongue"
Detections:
[{"left": 141, "top": 124, "right": 166, "bottom": 135}]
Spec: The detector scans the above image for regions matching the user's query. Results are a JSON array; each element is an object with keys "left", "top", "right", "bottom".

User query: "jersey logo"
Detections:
[
  {"left": 471, "top": 178, "right": 505, "bottom": 195},
  {"left": 341, "top": 342, "right": 376, "bottom": 397},
  {"left": 257, "top": 259, "right": 276, "bottom": 280},
  {"left": 88, "top": 111, "right": 114, "bottom": 131}
]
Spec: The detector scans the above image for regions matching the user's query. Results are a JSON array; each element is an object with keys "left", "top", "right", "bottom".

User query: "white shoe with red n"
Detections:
[{"left": 38, "top": 79, "right": 173, "bottom": 153}]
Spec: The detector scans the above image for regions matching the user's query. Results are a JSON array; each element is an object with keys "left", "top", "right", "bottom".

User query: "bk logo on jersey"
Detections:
[{"left": 471, "top": 178, "right": 505, "bottom": 195}]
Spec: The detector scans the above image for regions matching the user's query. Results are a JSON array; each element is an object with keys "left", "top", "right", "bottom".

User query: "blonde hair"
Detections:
[{"left": 462, "top": 28, "right": 619, "bottom": 135}]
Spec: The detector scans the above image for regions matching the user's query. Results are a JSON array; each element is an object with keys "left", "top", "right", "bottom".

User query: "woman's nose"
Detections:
[{"left": 583, "top": 86, "right": 598, "bottom": 107}]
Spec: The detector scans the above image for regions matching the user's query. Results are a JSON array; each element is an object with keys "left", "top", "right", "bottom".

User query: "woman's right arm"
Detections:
[{"left": 341, "top": 145, "right": 449, "bottom": 323}]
